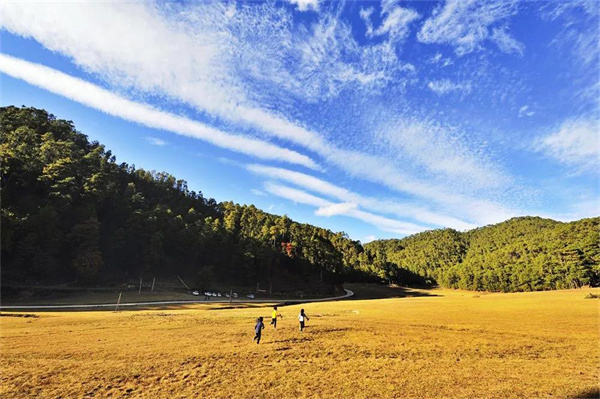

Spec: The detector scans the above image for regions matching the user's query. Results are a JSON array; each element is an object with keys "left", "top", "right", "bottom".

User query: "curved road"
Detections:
[{"left": 0, "top": 289, "right": 354, "bottom": 311}]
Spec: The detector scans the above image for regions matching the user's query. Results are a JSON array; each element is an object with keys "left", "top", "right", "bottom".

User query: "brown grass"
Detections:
[{"left": 1, "top": 288, "right": 598, "bottom": 398}]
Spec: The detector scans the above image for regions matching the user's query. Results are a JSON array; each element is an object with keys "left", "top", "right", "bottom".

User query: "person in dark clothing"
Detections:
[
  {"left": 298, "top": 309, "right": 309, "bottom": 333},
  {"left": 253, "top": 316, "right": 265, "bottom": 344}
]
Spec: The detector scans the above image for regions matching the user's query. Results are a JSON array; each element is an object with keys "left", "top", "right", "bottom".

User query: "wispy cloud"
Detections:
[
  {"left": 264, "top": 183, "right": 428, "bottom": 235},
  {"left": 543, "top": 1, "right": 600, "bottom": 115},
  {"left": 146, "top": 136, "right": 168, "bottom": 146},
  {"left": 247, "top": 164, "right": 477, "bottom": 230},
  {"left": 375, "top": 118, "right": 511, "bottom": 191},
  {"left": 518, "top": 105, "right": 535, "bottom": 118},
  {"left": 418, "top": 0, "right": 521, "bottom": 56},
  {"left": 491, "top": 27, "right": 524, "bottom": 55},
  {"left": 427, "top": 79, "right": 471, "bottom": 95},
  {"left": 535, "top": 117, "right": 599, "bottom": 173},
  {"left": 324, "top": 149, "right": 518, "bottom": 225},
  {"left": 0, "top": 54, "right": 318, "bottom": 170}
]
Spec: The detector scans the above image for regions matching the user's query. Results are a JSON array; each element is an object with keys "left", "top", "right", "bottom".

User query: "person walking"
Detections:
[
  {"left": 270, "top": 306, "right": 282, "bottom": 329},
  {"left": 252, "top": 317, "right": 265, "bottom": 344},
  {"left": 298, "top": 309, "right": 309, "bottom": 333}
]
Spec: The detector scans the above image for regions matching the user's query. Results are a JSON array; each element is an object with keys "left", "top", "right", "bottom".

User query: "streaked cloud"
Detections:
[
  {"left": 315, "top": 202, "right": 358, "bottom": 217},
  {"left": 491, "top": 27, "right": 524, "bottom": 55},
  {"left": 0, "top": 54, "right": 318, "bottom": 170},
  {"left": 247, "top": 164, "right": 478, "bottom": 230},
  {"left": 264, "top": 183, "right": 428, "bottom": 235}
]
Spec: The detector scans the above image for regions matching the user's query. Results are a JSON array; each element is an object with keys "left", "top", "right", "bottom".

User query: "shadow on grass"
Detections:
[
  {"left": 344, "top": 283, "right": 439, "bottom": 300},
  {"left": 270, "top": 336, "right": 313, "bottom": 345},
  {"left": 568, "top": 388, "right": 600, "bottom": 399}
]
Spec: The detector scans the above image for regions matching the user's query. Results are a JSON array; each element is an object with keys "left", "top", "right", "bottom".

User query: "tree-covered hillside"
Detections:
[
  {"left": 1, "top": 106, "right": 598, "bottom": 292},
  {"left": 365, "top": 217, "right": 600, "bottom": 291},
  {"left": 0, "top": 106, "right": 376, "bottom": 292}
]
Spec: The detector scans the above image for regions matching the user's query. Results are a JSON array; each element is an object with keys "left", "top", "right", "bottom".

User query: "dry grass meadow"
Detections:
[{"left": 1, "top": 287, "right": 599, "bottom": 398}]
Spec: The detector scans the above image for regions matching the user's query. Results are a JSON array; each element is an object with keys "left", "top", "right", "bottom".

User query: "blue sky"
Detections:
[{"left": 1, "top": 0, "right": 598, "bottom": 242}]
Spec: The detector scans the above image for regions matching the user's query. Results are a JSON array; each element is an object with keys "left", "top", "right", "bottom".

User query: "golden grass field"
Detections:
[{"left": 1, "top": 287, "right": 599, "bottom": 398}]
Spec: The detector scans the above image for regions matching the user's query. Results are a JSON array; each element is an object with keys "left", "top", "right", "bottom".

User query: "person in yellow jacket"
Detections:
[{"left": 270, "top": 306, "right": 282, "bottom": 329}]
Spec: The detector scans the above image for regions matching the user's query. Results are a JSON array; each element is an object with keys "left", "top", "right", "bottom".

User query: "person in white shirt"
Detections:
[{"left": 298, "top": 308, "right": 309, "bottom": 333}]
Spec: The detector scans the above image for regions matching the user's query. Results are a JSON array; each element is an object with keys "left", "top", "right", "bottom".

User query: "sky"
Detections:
[{"left": 1, "top": 0, "right": 598, "bottom": 243}]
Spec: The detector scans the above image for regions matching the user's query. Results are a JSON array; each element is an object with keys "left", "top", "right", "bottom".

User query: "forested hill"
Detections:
[
  {"left": 0, "top": 106, "right": 373, "bottom": 292},
  {"left": 366, "top": 217, "right": 599, "bottom": 291},
  {"left": 1, "top": 106, "right": 598, "bottom": 292}
]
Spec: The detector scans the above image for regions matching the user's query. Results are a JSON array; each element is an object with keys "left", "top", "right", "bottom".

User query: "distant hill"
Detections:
[
  {"left": 2, "top": 106, "right": 598, "bottom": 292},
  {"left": 365, "top": 217, "right": 599, "bottom": 291}
]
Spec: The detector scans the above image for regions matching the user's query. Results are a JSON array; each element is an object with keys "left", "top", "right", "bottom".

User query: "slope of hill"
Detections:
[{"left": 2, "top": 106, "right": 598, "bottom": 293}]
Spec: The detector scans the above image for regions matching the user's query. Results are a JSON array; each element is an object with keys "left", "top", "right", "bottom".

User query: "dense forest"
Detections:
[
  {"left": 1, "top": 106, "right": 598, "bottom": 292},
  {"left": 366, "top": 217, "right": 600, "bottom": 291}
]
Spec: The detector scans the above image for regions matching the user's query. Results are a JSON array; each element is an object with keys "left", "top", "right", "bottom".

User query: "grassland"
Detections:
[{"left": 1, "top": 287, "right": 599, "bottom": 398}]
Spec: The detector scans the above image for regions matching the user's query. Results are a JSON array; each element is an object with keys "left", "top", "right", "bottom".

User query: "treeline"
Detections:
[
  {"left": 0, "top": 106, "right": 378, "bottom": 292},
  {"left": 2, "top": 106, "right": 598, "bottom": 293},
  {"left": 366, "top": 217, "right": 600, "bottom": 291}
]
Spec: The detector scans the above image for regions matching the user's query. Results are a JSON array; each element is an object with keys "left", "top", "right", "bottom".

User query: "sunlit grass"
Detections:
[{"left": 1, "top": 288, "right": 598, "bottom": 398}]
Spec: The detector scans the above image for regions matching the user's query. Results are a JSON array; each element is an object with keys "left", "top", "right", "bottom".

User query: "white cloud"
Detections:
[
  {"left": 370, "top": 2, "right": 420, "bottom": 43},
  {"left": 491, "top": 27, "right": 524, "bottom": 55},
  {"left": 541, "top": 0, "right": 600, "bottom": 23},
  {"left": 325, "top": 148, "right": 517, "bottom": 226},
  {"left": 429, "top": 53, "right": 442, "bottom": 63},
  {"left": 251, "top": 189, "right": 267, "bottom": 197},
  {"left": 146, "top": 136, "right": 168, "bottom": 146},
  {"left": 315, "top": 202, "right": 358, "bottom": 217},
  {"left": 427, "top": 79, "right": 472, "bottom": 95},
  {"left": 247, "top": 164, "right": 477, "bottom": 230},
  {"left": 264, "top": 183, "right": 330, "bottom": 208},
  {"left": 376, "top": 118, "right": 511, "bottom": 191},
  {"left": 518, "top": 105, "right": 535, "bottom": 118},
  {"left": 359, "top": 0, "right": 421, "bottom": 45},
  {"left": 287, "top": 0, "right": 320, "bottom": 12},
  {"left": 0, "top": 54, "right": 318, "bottom": 170},
  {"left": 264, "top": 183, "right": 427, "bottom": 235},
  {"left": 535, "top": 117, "right": 599, "bottom": 173},
  {"left": 359, "top": 7, "right": 375, "bottom": 37},
  {"left": 418, "top": 0, "right": 521, "bottom": 56}
]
